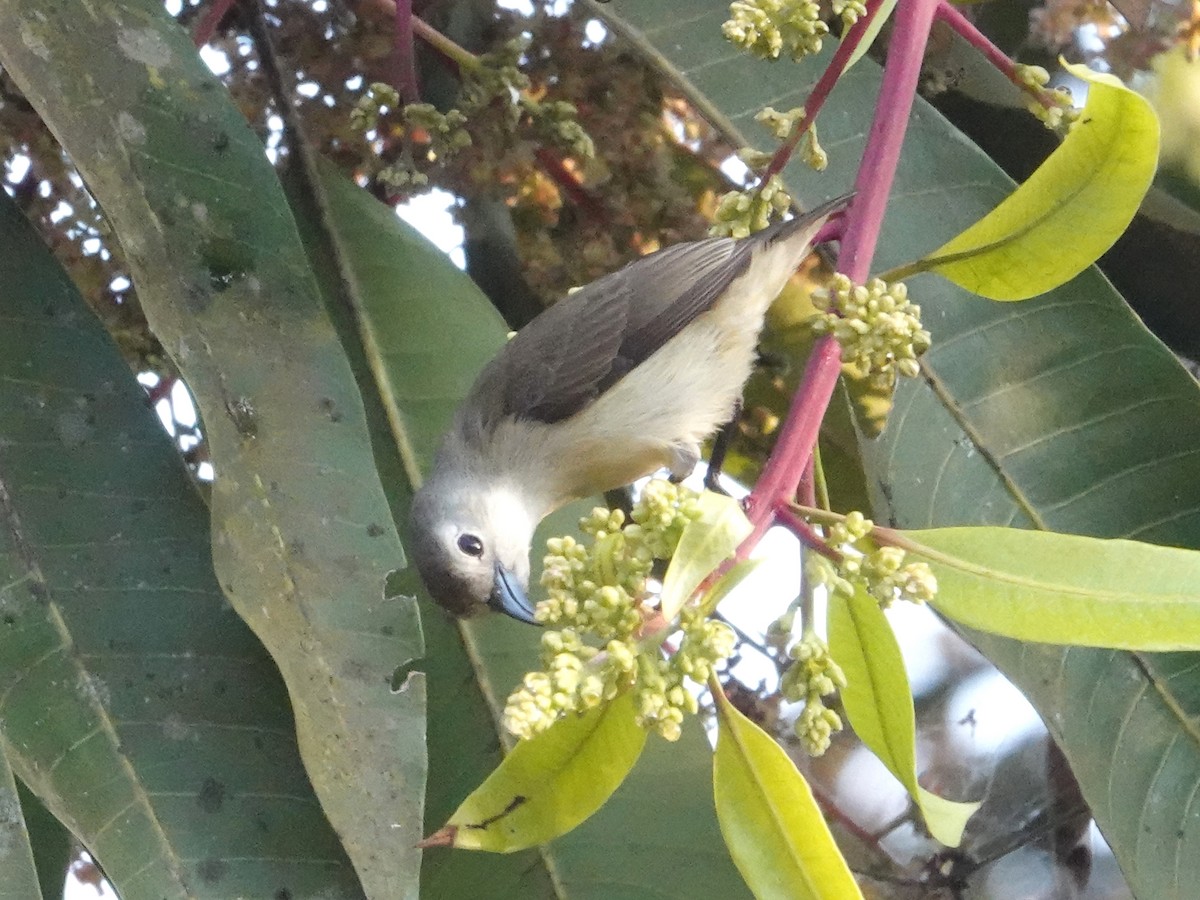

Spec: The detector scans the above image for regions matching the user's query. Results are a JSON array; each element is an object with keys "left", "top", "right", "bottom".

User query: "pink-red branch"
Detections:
[
  {"left": 744, "top": 0, "right": 940, "bottom": 549},
  {"left": 934, "top": 0, "right": 1017, "bottom": 82},
  {"left": 762, "top": 0, "right": 894, "bottom": 182},
  {"left": 393, "top": 0, "right": 421, "bottom": 104}
]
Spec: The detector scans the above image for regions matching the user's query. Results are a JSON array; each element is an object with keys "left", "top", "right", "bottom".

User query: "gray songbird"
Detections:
[{"left": 409, "top": 195, "right": 850, "bottom": 624}]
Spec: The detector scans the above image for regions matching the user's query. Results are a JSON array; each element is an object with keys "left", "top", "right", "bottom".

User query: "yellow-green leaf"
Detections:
[
  {"left": 712, "top": 681, "right": 862, "bottom": 900},
  {"left": 900, "top": 527, "right": 1200, "bottom": 650},
  {"left": 914, "top": 62, "right": 1159, "bottom": 300},
  {"left": 428, "top": 692, "right": 646, "bottom": 852},
  {"left": 699, "top": 559, "right": 764, "bottom": 617},
  {"left": 844, "top": 0, "right": 898, "bottom": 70},
  {"left": 660, "top": 492, "right": 752, "bottom": 621},
  {"left": 827, "top": 586, "right": 979, "bottom": 847}
]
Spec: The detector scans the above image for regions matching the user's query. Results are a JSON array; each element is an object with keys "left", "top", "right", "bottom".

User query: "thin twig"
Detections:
[{"left": 392, "top": 0, "right": 420, "bottom": 104}]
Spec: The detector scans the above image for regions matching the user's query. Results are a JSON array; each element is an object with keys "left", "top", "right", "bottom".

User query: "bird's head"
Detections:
[{"left": 408, "top": 474, "right": 539, "bottom": 624}]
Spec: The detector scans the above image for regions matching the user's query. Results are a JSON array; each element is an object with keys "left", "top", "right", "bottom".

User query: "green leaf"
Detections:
[
  {"left": 712, "top": 682, "right": 862, "bottom": 900},
  {"left": 914, "top": 62, "right": 1160, "bottom": 300},
  {"left": 661, "top": 492, "right": 753, "bottom": 621},
  {"left": 303, "top": 161, "right": 751, "bottom": 896},
  {"left": 844, "top": 0, "right": 898, "bottom": 70},
  {"left": 0, "top": 5, "right": 425, "bottom": 896},
  {"left": 13, "top": 781, "right": 72, "bottom": 900},
  {"left": 0, "top": 189, "right": 359, "bottom": 898},
  {"left": 827, "top": 587, "right": 979, "bottom": 847},
  {"left": 431, "top": 693, "right": 647, "bottom": 852},
  {"left": 0, "top": 747, "right": 41, "bottom": 900},
  {"left": 901, "top": 527, "right": 1200, "bottom": 650}
]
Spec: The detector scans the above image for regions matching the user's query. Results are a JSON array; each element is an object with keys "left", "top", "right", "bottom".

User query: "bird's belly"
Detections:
[{"left": 550, "top": 310, "right": 760, "bottom": 494}]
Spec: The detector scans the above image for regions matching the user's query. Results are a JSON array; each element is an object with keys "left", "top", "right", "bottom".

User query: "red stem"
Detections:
[
  {"left": 145, "top": 375, "right": 177, "bottom": 407},
  {"left": 839, "top": 0, "right": 939, "bottom": 282},
  {"left": 192, "top": 0, "right": 237, "bottom": 48},
  {"left": 744, "top": 0, "right": 939, "bottom": 544},
  {"left": 393, "top": 0, "right": 421, "bottom": 104},
  {"left": 934, "top": 0, "right": 1017, "bottom": 81},
  {"left": 775, "top": 506, "right": 842, "bottom": 562},
  {"left": 935, "top": 0, "right": 1066, "bottom": 111},
  {"left": 762, "top": 0, "right": 893, "bottom": 182}
]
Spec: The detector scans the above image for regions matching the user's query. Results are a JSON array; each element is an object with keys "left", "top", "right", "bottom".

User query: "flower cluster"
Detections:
[
  {"left": 832, "top": 0, "right": 868, "bottom": 27},
  {"left": 723, "top": 0, "right": 829, "bottom": 61},
  {"left": 1013, "top": 64, "right": 1080, "bottom": 131},
  {"left": 503, "top": 481, "right": 736, "bottom": 742},
  {"left": 780, "top": 630, "right": 846, "bottom": 755},
  {"left": 754, "top": 107, "right": 827, "bottom": 171},
  {"left": 710, "top": 174, "right": 793, "bottom": 238},
  {"left": 806, "top": 511, "right": 938, "bottom": 608},
  {"left": 810, "top": 274, "right": 931, "bottom": 387}
]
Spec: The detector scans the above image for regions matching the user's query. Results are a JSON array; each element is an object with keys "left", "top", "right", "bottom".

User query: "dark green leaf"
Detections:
[
  {"left": 0, "top": 190, "right": 359, "bottom": 898},
  {"left": 0, "top": 747, "right": 40, "bottom": 900},
  {"left": 0, "top": 4, "right": 425, "bottom": 895}
]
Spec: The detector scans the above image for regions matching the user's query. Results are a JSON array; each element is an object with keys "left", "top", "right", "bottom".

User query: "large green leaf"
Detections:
[
  {"left": 0, "top": 4, "right": 425, "bottom": 896},
  {"left": 712, "top": 682, "right": 862, "bottom": 900},
  {"left": 14, "top": 781, "right": 72, "bottom": 900},
  {"left": 914, "top": 62, "right": 1159, "bottom": 300},
  {"left": 903, "top": 527, "right": 1200, "bottom": 649},
  {"left": 594, "top": 1, "right": 1200, "bottom": 894},
  {"left": 0, "top": 191, "right": 358, "bottom": 897},
  {"left": 0, "top": 746, "right": 40, "bottom": 900},
  {"left": 305, "top": 160, "right": 751, "bottom": 897},
  {"left": 432, "top": 693, "right": 647, "bottom": 852}
]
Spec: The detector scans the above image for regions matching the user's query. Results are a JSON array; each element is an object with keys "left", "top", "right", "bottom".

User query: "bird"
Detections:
[{"left": 409, "top": 195, "right": 851, "bottom": 624}]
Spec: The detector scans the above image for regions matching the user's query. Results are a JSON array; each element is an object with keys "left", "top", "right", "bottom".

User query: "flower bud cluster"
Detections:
[
  {"left": 1013, "top": 64, "right": 1080, "bottom": 131},
  {"left": 811, "top": 274, "right": 931, "bottom": 386},
  {"left": 833, "top": 0, "right": 868, "bottom": 27},
  {"left": 505, "top": 481, "right": 735, "bottom": 743},
  {"left": 780, "top": 630, "right": 846, "bottom": 755},
  {"left": 805, "top": 511, "right": 938, "bottom": 608},
  {"left": 754, "top": 107, "right": 827, "bottom": 172},
  {"left": 635, "top": 609, "right": 737, "bottom": 740},
  {"left": 723, "top": 0, "right": 829, "bottom": 61},
  {"left": 711, "top": 175, "right": 792, "bottom": 238}
]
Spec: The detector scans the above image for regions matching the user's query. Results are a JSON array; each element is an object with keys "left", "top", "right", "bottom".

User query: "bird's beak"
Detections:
[{"left": 489, "top": 563, "right": 540, "bottom": 625}]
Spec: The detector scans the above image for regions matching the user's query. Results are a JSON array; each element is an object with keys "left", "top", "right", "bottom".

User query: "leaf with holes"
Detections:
[{"left": 0, "top": 188, "right": 359, "bottom": 899}]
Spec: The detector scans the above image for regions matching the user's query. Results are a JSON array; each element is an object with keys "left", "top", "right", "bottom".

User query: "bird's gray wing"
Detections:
[{"left": 480, "top": 234, "right": 755, "bottom": 426}]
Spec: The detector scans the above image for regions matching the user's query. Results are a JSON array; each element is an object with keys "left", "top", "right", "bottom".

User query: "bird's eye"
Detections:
[{"left": 457, "top": 533, "right": 485, "bottom": 558}]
